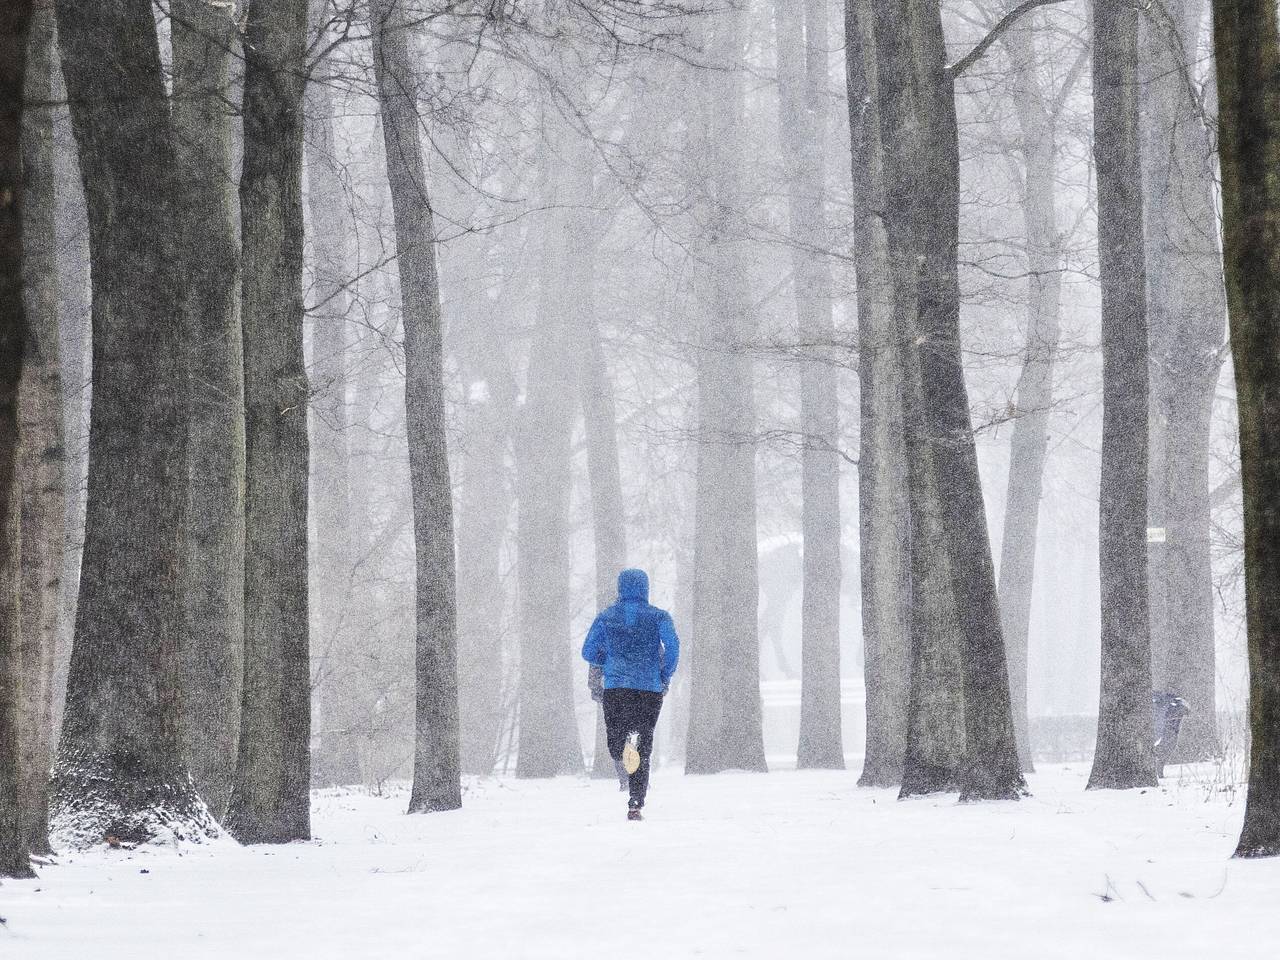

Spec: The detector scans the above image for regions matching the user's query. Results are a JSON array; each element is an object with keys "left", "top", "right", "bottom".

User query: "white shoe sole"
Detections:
[{"left": 622, "top": 732, "right": 641, "bottom": 775}]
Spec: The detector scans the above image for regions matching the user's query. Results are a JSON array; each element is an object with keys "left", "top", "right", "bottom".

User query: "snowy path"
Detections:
[{"left": 1, "top": 765, "right": 1277, "bottom": 959}]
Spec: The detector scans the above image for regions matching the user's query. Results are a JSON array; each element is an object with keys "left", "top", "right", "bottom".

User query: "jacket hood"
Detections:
[{"left": 617, "top": 568, "right": 649, "bottom": 603}]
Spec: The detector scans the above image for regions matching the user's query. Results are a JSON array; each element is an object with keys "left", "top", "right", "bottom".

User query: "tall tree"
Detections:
[
  {"left": 568, "top": 142, "right": 628, "bottom": 781},
  {"left": 513, "top": 104, "right": 586, "bottom": 779},
  {"left": 845, "top": 0, "right": 911, "bottom": 789},
  {"left": 171, "top": 0, "right": 245, "bottom": 819},
  {"left": 1212, "top": 0, "right": 1280, "bottom": 859},
  {"left": 370, "top": 0, "right": 462, "bottom": 812},
  {"left": 996, "top": 5, "right": 1073, "bottom": 773},
  {"left": 50, "top": 0, "right": 214, "bottom": 846},
  {"left": 1140, "top": 0, "right": 1224, "bottom": 761},
  {"left": 873, "top": 0, "right": 1024, "bottom": 800},
  {"left": 16, "top": 0, "right": 63, "bottom": 856},
  {"left": 776, "top": 0, "right": 843, "bottom": 770},
  {"left": 305, "top": 2, "right": 355, "bottom": 776},
  {"left": 225, "top": 0, "right": 313, "bottom": 843},
  {"left": 1087, "top": 0, "right": 1158, "bottom": 791},
  {"left": 0, "top": 0, "right": 36, "bottom": 881},
  {"left": 685, "top": 3, "right": 768, "bottom": 775}
]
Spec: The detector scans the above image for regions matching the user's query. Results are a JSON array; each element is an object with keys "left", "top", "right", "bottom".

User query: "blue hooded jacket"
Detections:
[{"left": 581, "top": 569, "right": 679, "bottom": 694}]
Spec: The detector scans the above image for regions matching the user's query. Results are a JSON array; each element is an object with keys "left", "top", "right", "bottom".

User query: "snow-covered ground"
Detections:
[{"left": 2, "top": 763, "right": 1277, "bottom": 959}]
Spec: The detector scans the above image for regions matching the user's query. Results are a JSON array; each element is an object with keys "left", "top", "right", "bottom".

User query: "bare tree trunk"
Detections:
[
  {"left": 226, "top": 0, "right": 313, "bottom": 843},
  {"left": 845, "top": 0, "right": 911, "bottom": 788},
  {"left": 50, "top": 0, "right": 215, "bottom": 847},
  {"left": 569, "top": 148, "right": 628, "bottom": 780},
  {"left": 370, "top": 0, "right": 462, "bottom": 812},
  {"left": 514, "top": 107, "right": 585, "bottom": 779},
  {"left": 996, "top": 5, "right": 1065, "bottom": 774},
  {"left": 777, "top": 0, "right": 843, "bottom": 770},
  {"left": 170, "top": 0, "right": 244, "bottom": 820},
  {"left": 50, "top": 81, "right": 87, "bottom": 746},
  {"left": 0, "top": 0, "right": 36, "bottom": 881},
  {"left": 1087, "top": 0, "right": 1158, "bottom": 791},
  {"left": 304, "top": 9, "right": 355, "bottom": 779},
  {"left": 1140, "top": 0, "right": 1224, "bottom": 762},
  {"left": 874, "top": 0, "right": 1024, "bottom": 801},
  {"left": 1213, "top": 0, "right": 1280, "bottom": 859},
  {"left": 685, "top": 5, "right": 767, "bottom": 776},
  {"left": 16, "top": 0, "right": 62, "bottom": 856},
  {"left": 455, "top": 313, "right": 515, "bottom": 777}
]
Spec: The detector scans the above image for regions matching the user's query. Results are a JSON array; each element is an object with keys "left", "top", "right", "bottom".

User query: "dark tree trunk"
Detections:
[
  {"left": 1087, "top": 0, "right": 1158, "bottom": 791},
  {"left": 370, "top": 0, "right": 462, "bottom": 813},
  {"left": 1140, "top": 0, "right": 1224, "bottom": 763},
  {"left": 777, "top": 0, "right": 843, "bottom": 771},
  {"left": 845, "top": 0, "right": 911, "bottom": 788},
  {"left": 874, "top": 0, "right": 1024, "bottom": 801},
  {"left": 685, "top": 5, "right": 768, "bottom": 775},
  {"left": 16, "top": 0, "right": 62, "bottom": 856},
  {"left": 1212, "top": 0, "right": 1280, "bottom": 859},
  {"left": 0, "top": 0, "right": 35, "bottom": 881},
  {"left": 51, "top": 0, "right": 215, "bottom": 848},
  {"left": 225, "top": 0, "right": 313, "bottom": 843},
  {"left": 996, "top": 4, "right": 1066, "bottom": 774},
  {"left": 170, "top": 0, "right": 245, "bottom": 820},
  {"left": 514, "top": 126, "right": 585, "bottom": 779}
]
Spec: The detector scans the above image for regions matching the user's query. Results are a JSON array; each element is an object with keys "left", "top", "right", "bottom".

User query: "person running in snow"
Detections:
[{"left": 582, "top": 568, "right": 679, "bottom": 822}]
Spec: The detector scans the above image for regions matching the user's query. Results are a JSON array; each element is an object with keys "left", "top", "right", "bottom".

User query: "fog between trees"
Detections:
[{"left": 3, "top": 0, "right": 1280, "bottom": 873}]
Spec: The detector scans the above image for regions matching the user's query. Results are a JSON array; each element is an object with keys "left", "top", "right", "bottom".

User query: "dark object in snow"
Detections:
[
  {"left": 1152, "top": 693, "right": 1191, "bottom": 777},
  {"left": 627, "top": 808, "right": 643, "bottom": 822}
]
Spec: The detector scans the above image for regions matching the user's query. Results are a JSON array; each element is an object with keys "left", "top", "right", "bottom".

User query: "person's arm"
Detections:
[
  {"left": 582, "top": 616, "right": 607, "bottom": 666},
  {"left": 659, "top": 613, "right": 680, "bottom": 685}
]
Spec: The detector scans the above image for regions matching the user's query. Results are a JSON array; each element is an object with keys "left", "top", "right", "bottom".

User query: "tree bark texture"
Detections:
[
  {"left": 371, "top": 0, "right": 462, "bottom": 812},
  {"left": 1211, "top": 0, "right": 1280, "bottom": 858},
  {"left": 996, "top": 4, "right": 1065, "bottom": 774},
  {"left": 0, "top": 0, "right": 35, "bottom": 881},
  {"left": 685, "top": 6, "right": 768, "bottom": 775},
  {"left": 1088, "top": 0, "right": 1159, "bottom": 791},
  {"left": 171, "top": 0, "right": 245, "bottom": 820},
  {"left": 874, "top": 0, "right": 1025, "bottom": 801},
  {"left": 16, "top": 0, "right": 63, "bottom": 855},
  {"left": 777, "top": 0, "right": 843, "bottom": 771},
  {"left": 51, "top": 0, "right": 215, "bottom": 848},
  {"left": 226, "top": 0, "right": 314, "bottom": 843},
  {"left": 846, "top": 0, "right": 911, "bottom": 788},
  {"left": 1140, "top": 0, "right": 1224, "bottom": 762}
]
